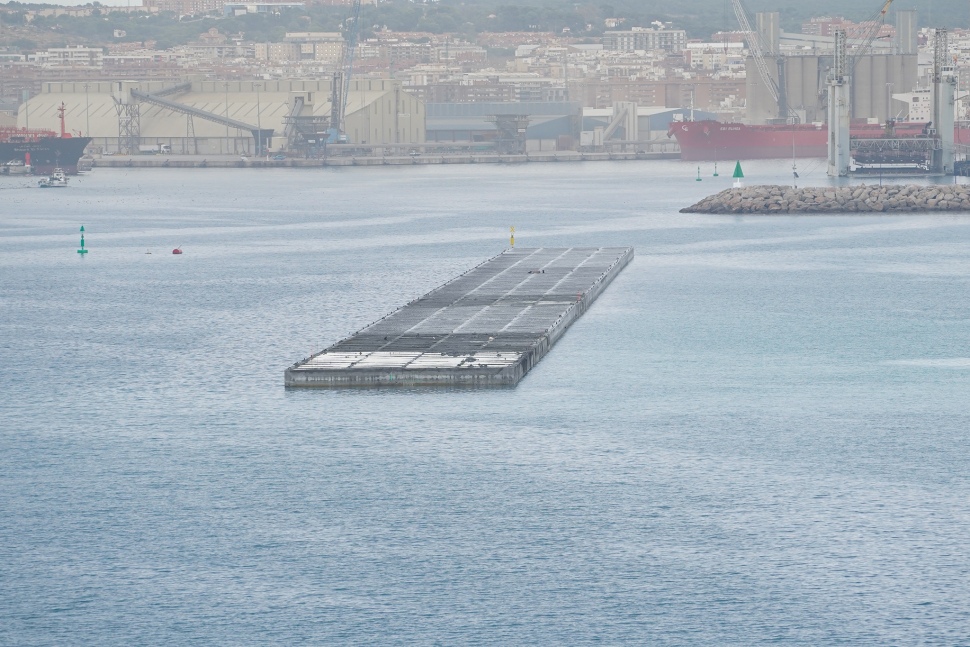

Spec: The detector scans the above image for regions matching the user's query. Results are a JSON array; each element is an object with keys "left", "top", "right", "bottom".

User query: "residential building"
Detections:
[{"left": 603, "top": 27, "right": 688, "bottom": 54}]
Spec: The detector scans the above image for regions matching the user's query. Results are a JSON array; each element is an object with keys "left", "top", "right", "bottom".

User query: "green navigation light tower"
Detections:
[{"left": 77, "top": 225, "right": 88, "bottom": 255}]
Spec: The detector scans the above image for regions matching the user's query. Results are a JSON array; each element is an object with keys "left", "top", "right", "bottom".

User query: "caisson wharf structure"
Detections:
[{"left": 285, "top": 247, "right": 633, "bottom": 388}]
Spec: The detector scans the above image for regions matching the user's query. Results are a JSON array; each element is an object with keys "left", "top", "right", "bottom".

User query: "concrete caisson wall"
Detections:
[{"left": 284, "top": 247, "right": 634, "bottom": 388}]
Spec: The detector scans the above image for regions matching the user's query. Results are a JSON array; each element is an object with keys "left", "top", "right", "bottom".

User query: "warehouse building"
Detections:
[{"left": 18, "top": 78, "right": 426, "bottom": 155}]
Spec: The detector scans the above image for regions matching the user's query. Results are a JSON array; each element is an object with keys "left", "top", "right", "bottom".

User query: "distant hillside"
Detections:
[
  {"left": 450, "top": 0, "right": 969, "bottom": 39},
  {"left": 1, "top": 0, "right": 966, "bottom": 51}
]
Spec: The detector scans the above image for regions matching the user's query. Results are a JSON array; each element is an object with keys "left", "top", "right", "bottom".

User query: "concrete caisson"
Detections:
[{"left": 285, "top": 247, "right": 633, "bottom": 388}]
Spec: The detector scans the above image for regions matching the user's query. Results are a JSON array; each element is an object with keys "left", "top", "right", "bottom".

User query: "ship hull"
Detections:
[
  {"left": 669, "top": 121, "right": 827, "bottom": 160},
  {"left": 669, "top": 120, "right": 970, "bottom": 161},
  {"left": 0, "top": 137, "right": 92, "bottom": 175}
]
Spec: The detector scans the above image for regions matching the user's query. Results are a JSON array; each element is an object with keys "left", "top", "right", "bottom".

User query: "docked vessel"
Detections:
[
  {"left": 0, "top": 103, "right": 91, "bottom": 175},
  {"left": 1, "top": 160, "right": 31, "bottom": 175},
  {"left": 38, "top": 168, "right": 69, "bottom": 188},
  {"left": 668, "top": 119, "right": 970, "bottom": 161}
]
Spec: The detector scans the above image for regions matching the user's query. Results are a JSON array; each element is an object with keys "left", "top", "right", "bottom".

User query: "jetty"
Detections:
[
  {"left": 285, "top": 247, "right": 633, "bottom": 388},
  {"left": 682, "top": 184, "right": 970, "bottom": 214}
]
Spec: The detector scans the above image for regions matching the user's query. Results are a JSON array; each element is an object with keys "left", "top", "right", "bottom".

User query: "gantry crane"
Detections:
[
  {"left": 827, "top": 28, "right": 851, "bottom": 177},
  {"left": 931, "top": 28, "right": 956, "bottom": 173}
]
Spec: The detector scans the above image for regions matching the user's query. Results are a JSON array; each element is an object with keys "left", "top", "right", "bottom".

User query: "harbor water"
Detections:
[{"left": 2, "top": 161, "right": 970, "bottom": 644}]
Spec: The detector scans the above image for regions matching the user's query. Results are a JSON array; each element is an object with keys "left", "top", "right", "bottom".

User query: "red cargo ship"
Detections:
[
  {"left": 668, "top": 119, "right": 970, "bottom": 161},
  {"left": 0, "top": 103, "right": 91, "bottom": 175}
]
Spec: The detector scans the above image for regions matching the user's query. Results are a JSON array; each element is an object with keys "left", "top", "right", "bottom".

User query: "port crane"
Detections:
[
  {"left": 328, "top": 0, "right": 362, "bottom": 143},
  {"left": 733, "top": 0, "right": 894, "bottom": 123},
  {"left": 731, "top": 0, "right": 796, "bottom": 122},
  {"left": 931, "top": 27, "right": 956, "bottom": 173},
  {"left": 850, "top": 0, "right": 894, "bottom": 69},
  {"left": 827, "top": 28, "right": 851, "bottom": 177}
]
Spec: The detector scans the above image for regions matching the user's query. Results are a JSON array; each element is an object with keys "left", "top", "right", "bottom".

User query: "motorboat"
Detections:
[{"left": 38, "top": 168, "right": 69, "bottom": 188}]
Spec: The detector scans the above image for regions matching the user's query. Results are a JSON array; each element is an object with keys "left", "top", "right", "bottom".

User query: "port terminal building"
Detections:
[{"left": 424, "top": 102, "right": 711, "bottom": 153}]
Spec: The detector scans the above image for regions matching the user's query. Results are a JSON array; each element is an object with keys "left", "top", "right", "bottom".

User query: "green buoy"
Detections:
[
  {"left": 732, "top": 161, "right": 744, "bottom": 187},
  {"left": 77, "top": 225, "right": 88, "bottom": 255},
  {"left": 696, "top": 166, "right": 702, "bottom": 181}
]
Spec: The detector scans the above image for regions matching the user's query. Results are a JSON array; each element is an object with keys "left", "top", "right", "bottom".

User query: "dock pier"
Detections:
[{"left": 285, "top": 247, "right": 633, "bottom": 388}]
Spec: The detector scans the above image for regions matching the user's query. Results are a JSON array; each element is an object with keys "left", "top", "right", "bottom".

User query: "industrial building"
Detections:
[
  {"left": 746, "top": 10, "right": 920, "bottom": 125},
  {"left": 582, "top": 106, "right": 716, "bottom": 144},
  {"left": 746, "top": 53, "right": 919, "bottom": 124},
  {"left": 421, "top": 101, "right": 705, "bottom": 153},
  {"left": 425, "top": 102, "right": 577, "bottom": 152},
  {"left": 17, "top": 78, "right": 426, "bottom": 155}
]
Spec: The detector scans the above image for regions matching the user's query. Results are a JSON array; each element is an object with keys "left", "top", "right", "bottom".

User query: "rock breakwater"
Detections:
[{"left": 682, "top": 184, "right": 970, "bottom": 214}]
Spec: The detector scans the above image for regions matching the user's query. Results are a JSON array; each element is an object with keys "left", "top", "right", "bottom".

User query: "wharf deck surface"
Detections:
[{"left": 284, "top": 246, "right": 633, "bottom": 387}]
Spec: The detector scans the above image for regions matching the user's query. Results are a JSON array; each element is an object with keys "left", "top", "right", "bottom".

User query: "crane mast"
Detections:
[
  {"left": 827, "top": 28, "right": 851, "bottom": 177},
  {"left": 330, "top": 0, "right": 361, "bottom": 143},
  {"left": 932, "top": 28, "right": 956, "bottom": 174}
]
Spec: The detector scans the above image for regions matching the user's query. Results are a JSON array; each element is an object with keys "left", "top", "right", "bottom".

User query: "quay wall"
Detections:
[
  {"left": 92, "top": 150, "right": 677, "bottom": 170},
  {"left": 682, "top": 184, "right": 970, "bottom": 214}
]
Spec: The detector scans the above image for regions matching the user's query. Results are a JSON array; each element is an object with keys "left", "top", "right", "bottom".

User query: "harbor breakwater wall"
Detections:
[{"left": 682, "top": 184, "right": 970, "bottom": 214}]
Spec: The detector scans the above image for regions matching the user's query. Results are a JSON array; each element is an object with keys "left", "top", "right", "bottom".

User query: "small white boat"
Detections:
[{"left": 38, "top": 168, "right": 69, "bottom": 188}]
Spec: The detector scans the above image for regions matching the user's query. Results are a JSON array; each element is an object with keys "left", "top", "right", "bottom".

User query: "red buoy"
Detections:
[{"left": 172, "top": 247, "right": 182, "bottom": 255}]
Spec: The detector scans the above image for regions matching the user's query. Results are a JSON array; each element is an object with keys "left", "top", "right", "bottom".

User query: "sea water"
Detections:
[{"left": 2, "top": 161, "right": 970, "bottom": 644}]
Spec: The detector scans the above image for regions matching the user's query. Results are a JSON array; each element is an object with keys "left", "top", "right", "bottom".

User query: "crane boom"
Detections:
[
  {"left": 851, "top": 0, "right": 894, "bottom": 68},
  {"left": 731, "top": 0, "right": 780, "bottom": 105}
]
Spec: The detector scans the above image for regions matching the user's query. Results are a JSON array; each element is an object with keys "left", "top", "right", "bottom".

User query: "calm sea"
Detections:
[{"left": 2, "top": 161, "right": 970, "bottom": 645}]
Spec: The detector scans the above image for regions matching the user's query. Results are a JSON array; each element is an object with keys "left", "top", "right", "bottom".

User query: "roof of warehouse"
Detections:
[{"left": 19, "top": 88, "right": 408, "bottom": 138}]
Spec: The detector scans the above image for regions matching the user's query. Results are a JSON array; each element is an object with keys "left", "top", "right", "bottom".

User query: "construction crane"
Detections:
[
  {"left": 328, "top": 0, "right": 361, "bottom": 143},
  {"left": 731, "top": 0, "right": 795, "bottom": 122}
]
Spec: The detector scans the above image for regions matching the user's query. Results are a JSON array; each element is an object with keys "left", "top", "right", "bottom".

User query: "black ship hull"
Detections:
[{"left": 0, "top": 137, "right": 92, "bottom": 175}]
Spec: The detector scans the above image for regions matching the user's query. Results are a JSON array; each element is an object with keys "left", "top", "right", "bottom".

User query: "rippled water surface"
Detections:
[{"left": 2, "top": 161, "right": 970, "bottom": 644}]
